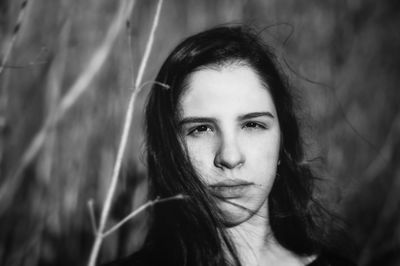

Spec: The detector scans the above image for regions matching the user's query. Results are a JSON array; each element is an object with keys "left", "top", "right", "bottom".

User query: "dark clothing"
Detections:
[
  {"left": 308, "top": 252, "right": 356, "bottom": 266},
  {"left": 103, "top": 248, "right": 356, "bottom": 266}
]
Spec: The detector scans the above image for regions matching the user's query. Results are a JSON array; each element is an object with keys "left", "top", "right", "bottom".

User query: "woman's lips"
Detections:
[{"left": 209, "top": 180, "right": 254, "bottom": 199}]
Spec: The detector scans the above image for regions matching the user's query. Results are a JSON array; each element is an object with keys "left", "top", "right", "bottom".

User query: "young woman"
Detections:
[{"left": 107, "top": 26, "right": 355, "bottom": 266}]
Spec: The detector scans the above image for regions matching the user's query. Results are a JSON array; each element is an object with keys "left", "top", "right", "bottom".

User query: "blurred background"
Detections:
[{"left": 1, "top": 0, "right": 399, "bottom": 265}]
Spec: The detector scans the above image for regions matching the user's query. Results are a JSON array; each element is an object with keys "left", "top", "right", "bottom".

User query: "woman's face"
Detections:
[{"left": 178, "top": 64, "right": 281, "bottom": 225}]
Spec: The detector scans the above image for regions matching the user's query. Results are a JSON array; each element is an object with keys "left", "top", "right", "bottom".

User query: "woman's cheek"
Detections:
[
  {"left": 186, "top": 139, "right": 216, "bottom": 181},
  {"left": 244, "top": 133, "right": 280, "bottom": 171}
]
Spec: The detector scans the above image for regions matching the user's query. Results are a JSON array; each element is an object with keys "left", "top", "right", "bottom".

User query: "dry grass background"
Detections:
[{"left": 1, "top": 0, "right": 399, "bottom": 265}]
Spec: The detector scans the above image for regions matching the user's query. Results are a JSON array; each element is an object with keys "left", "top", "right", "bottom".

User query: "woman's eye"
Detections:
[
  {"left": 243, "top": 121, "right": 266, "bottom": 130},
  {"left": 188, "top": 125, "right": 213, "bottom": 136}
]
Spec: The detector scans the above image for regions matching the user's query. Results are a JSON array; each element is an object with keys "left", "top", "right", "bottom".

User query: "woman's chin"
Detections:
[{"left": 216, "top": 199, "right": 256, "bottom": 227}]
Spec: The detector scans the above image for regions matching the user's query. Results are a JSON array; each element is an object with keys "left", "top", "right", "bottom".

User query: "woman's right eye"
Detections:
[{"left": 188, "top": 125, "right": 213, "bottom": 137}]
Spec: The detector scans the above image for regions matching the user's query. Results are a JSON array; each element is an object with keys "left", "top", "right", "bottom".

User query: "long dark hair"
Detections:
[{"left": 142, "top": 26, "right": 346, "bottom": 266}]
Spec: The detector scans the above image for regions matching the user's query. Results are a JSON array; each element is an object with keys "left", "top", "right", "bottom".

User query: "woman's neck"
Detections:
[
  {"left": 227, "top": 210, "right": 268, "bottom": 266},
  {"left": 226, "top": 207, "right": 315, "bottom": 266}
]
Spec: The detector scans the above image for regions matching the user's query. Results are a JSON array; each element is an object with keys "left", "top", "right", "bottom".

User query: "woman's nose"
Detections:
[{"left": 214, "top": 134, "right": 245, "bottom": 169}]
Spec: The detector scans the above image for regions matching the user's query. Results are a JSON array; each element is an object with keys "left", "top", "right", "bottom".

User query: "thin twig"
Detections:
[
  {"left": 2, "top": 46, "right": 49, "bottom": 69},
  {"left": 87, "top": 199, "right": 98, "bottom": 236},
  {"left": 0, "top": 0, "right": 136, "bottom": 213},
  {"left": 133, "top": 0, "right": 163, "bottom": 90},
  {"left": 137, "top": 80, "right": 170, "bottom": 90},
  {"left": 87, "top": 1, "right": 163, "bottom": 265},
  {"left": 103, "top": 194, "right": 185, "bottom": 238},
  {"left": 126, "top": 20, "right": 136, "bottom": 88},
  {"left": 0, "top": 0, "right": 29, "bottom": 77}
]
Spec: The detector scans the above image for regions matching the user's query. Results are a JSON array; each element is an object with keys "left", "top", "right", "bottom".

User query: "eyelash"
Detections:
[
  {"left": 188, "top": 125, "right": 214, "bottom": 136},
  {"left": 187, "top": 121, "right": 267, "bottom": 137},
  {"left": 242, "top": 121, "right": 267, "bottom": 130}
]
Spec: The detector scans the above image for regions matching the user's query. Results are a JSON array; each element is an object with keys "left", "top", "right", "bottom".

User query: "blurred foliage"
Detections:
[{"left": 0, "top": 0, "right": 399, "bottom": 265}]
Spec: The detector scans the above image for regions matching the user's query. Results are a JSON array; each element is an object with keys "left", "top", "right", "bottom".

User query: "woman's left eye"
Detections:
[{"left": 243, "top": 121, "right": 266, "bottom": 130}]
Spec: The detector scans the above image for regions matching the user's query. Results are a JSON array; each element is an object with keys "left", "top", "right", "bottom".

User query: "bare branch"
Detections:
[
  {"left": 134, "top": 0, "right": 163, "bottom": 91},
  {"left": 0, "top": 0, "right": 30, "bottom": 76},
  {"left": 126, "top": 20, "right": 136, "bottom": 88},
  {"left": 0, "top": 0, "right": 136, "bottom": 213},
  {"left": 2, "top": 46, "right": 49, "bottom": 69},
  {"left": 87, "top": 1, "right": 164, "bottom": 265},
  {"left": 102, "top": 194, "right": 186, "bottom": 239},
  {"left": 87, "top": 199, "right": 98, "bottom": 236}
]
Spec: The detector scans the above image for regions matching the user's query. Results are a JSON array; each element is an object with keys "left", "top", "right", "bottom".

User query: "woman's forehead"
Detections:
[{"left": 179, "top": 65, "right": 277, "bottom": 118}]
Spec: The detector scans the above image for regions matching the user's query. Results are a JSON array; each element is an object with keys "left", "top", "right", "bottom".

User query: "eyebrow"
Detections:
[
  {"left": 179, "top": 117, "right": 217, "bottom": 126},
  {"left": 179, "top": 112, "right": 275, "bottom": 125},
  {"left": 238, "top": 112, "right": 274, "bottom": 120}
]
